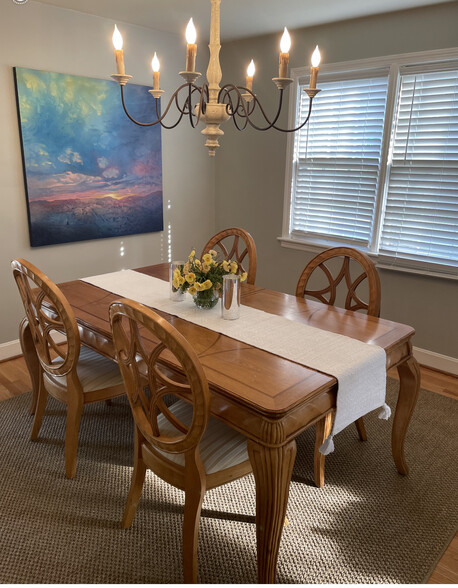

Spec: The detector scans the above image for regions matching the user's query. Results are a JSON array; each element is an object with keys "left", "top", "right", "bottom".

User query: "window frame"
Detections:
[{"left": 280, "top": 47, "right": 458, "bottom": 280}]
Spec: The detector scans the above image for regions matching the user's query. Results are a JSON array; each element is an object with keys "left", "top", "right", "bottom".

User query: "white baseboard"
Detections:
[
  {"left": 0, "top": 333, "right": 67, "bottom": 362},
  {"left": 0, "top": 339, "right": 23, "bottom": 361},
  {"left": 413, "top": 347, "right": 458, "bottom": 376},
  {"left": 1, "top": 337, "right": 457, "bottom": 376}
]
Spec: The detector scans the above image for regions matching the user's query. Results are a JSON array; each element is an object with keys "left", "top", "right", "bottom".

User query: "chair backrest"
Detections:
[
  {"left": 201, "top": 227, "right": 257, "bottom": 285},
  {"left": 11, "top": 258, "right": 80, "bottom": 377},
  {"left": 295, "top": 247, "right": 381, "bottom": 317},
  {"left": 109, "top": 299, "right": 210, "bottom": 456}
]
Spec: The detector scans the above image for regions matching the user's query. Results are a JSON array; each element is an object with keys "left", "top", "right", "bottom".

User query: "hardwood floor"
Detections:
[
  {"left": 1, "top": 356, "right": 457, "bottom": 583},
  {"left": 0, "top": 355, "right": 32, "bottom": 401}
]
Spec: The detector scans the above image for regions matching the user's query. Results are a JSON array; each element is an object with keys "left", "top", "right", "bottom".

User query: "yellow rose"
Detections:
[
  {"left": 183, "top": 261, "right": 190, "bottom": 274},
  {"left": 172, "top": 277, "right": 180, "bottom": 289},
  {"left": 194, "top": 282, "right": 203, "bottom": 291},
  {"left": 230, "top": 261, "right": 238, "bottom": 274},
  {"left": 203, "top": 279, "right": 213, "bottom": 290},
  {"left": 188, "top": 249, "right": 195, "bottom": 260},
  {"left": 202, "top": 253, "right": 212, "bottom": 264},
  {"left": 209, "top": 249, "right": 217, "bottom": 257},
  {"left": 202, "top": 262, "right": 211, "bottom": 273},
  {"left": 173, "top": 268, "right": 181, "bottom": 278},
  {"left": 222, "top": 260, "right": 230, "bottom": 272},
  {"left": 240, "top": 272, "right": 248, "bottom": 282},
  {"left": 178, "top": 276, "right": 185, "bottom": 286},
  {"left": 194, "top": 259, "right": 201, "bottom": 267},
  {"left": 188, "top": 286, "right": 197, "bottom": 296},
  {"left": 185, "top": 272, "right": 195, "bottom": 284}
]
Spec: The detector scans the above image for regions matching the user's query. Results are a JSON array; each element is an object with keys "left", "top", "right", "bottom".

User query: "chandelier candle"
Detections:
[
  {"left": 278, "top": 27, "right": 291, "bottom": 78},
  {"left": 185, "top": 18, "right": 197, "bottom": 72},
  {"left": 309, "top": 45, "right": 321, "bottom": 89},
  {"left": 246, "top": 60, "right": 255, "bottom": 92},
  {"left": 152, "top": 53, "right": 160, "bottom": 90},
  {"left": 112, "top": 25, "right": 125, "bottom": 75}
]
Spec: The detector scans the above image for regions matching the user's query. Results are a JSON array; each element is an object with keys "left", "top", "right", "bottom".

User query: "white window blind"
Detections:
[
  {"left": 291, "top": 75, "right": 389, "bottom": 244},
  {"left": 380, "top": 69, "right": 458, "bottom": 270}
]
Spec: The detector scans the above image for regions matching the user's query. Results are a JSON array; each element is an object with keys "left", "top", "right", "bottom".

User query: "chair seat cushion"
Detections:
[
  {"left": 49, "top": 345, "right": 124, "bottom": 392},
  {"left": 155, "top": 400, "right": 249, "bottom": 475}
]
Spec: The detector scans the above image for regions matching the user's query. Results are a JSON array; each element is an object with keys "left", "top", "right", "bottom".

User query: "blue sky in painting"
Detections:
[{"left": 15, "top": 68, "right": 162, "bottom": 202}]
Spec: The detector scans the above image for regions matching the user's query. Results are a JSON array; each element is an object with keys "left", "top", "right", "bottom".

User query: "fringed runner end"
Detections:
[
  {"left": 378, "top": 403, "right": 391, "bottom": 420},
  {"left": 319, "top": 435, "right": 335, "bottom": 455}
]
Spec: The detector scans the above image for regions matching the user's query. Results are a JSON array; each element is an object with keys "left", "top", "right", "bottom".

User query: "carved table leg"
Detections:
[
  {"left": 19, "top": 318, "right": 40, "bottom": 415},
  {"left": 393, "top": 355, "right": 420, "bottom": 475},
  {"left": 248, "top": 438, "right": 296, "bottom": 584}
]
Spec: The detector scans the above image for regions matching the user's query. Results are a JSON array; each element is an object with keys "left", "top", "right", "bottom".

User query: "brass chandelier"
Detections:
[{"left": 111, "top": 0, "right": 321, "bottom": 156}]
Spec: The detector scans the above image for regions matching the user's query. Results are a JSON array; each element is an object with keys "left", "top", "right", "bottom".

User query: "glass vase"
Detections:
[
  {"left": 193, "top": 289, "right": 219, "bottom": 310},
  {"left": 170, "top": 261, "right": 186, "bottom": 301}
]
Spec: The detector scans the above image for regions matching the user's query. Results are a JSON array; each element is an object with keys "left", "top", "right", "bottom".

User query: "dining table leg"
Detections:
[
  {"left": 19, "top": 318, "right": 40, "bottom": 415},
  {"left": 392, "top": 354, "right": 420, "bottom": 475},
  {"left": 248, "top": 438, "right": 297, "bottom": 584}
]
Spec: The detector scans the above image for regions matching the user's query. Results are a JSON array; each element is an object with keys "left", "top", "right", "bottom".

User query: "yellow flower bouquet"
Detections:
[{"left": 172, "top": 249, "right": 247, "bottom": 309}]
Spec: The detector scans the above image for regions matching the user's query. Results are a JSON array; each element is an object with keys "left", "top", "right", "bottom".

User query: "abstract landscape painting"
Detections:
[{"left": 14, "top": 67, "right": 163, "bottom": 247}]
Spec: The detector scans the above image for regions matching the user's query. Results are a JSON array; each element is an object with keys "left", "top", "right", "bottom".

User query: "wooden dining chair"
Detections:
[
  {"left": 109, "top": 299, "right": 252, "bottom": 583},
  {"left": 11, "top": 258, "right": 126, "bottom": 479},
  {"left": 201, "top": 227, "right": 257, "bottom": 284},
  {"left": 295, "top": 247, "right": 381, "bottom": 488}
]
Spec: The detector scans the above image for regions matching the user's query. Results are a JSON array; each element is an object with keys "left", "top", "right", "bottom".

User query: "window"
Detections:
[{"left": 282, "top": 49, "right": 458, "bottom": 278}]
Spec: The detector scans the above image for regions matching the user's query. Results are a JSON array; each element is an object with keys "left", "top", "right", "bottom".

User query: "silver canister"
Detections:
[
  {"left": 222, "top": 274, "right": 241, "bottom": 319},
  {"left": 170, "top": 261, "right": 186, "bottom": 301}
]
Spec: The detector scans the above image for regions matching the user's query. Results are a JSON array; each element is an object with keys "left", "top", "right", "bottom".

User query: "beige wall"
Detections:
[
  {"left": 216, "top": 2, "right": 458, "bottom": 357},
  {"left": 0, "top": 1, "right": 215, "bottom": 345}
]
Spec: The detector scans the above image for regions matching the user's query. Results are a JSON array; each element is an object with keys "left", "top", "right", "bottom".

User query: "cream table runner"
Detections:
[{"left": 81, "top": 269, "right": 390, "bottom": 454}]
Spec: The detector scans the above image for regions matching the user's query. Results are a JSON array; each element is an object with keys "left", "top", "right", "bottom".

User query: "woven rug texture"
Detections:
[{"left": 0, "top": 379, "right": 456, "bottom": 584}]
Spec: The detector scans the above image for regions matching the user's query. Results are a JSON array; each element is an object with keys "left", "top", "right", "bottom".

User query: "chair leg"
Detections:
[
  {"left": 30, "top": 380, "right": 48, "bottom": 441},
  {"left": 355, "top": 417, "right": 367, "bottom": 441},
  {"left": 65, "top": 392, "right": 84, "bottom": 479},
  {"left": 19, "top": 319, "right": 40, "bottom": 415},
  {"left": 314, "top": 412, "right": 333, "bottom": 488},
  {"left": 182, "top": 457, "right": 206, "bottom": 584},
  {"left": 122, "top": 427, "right": 147, "bottom": 529}
]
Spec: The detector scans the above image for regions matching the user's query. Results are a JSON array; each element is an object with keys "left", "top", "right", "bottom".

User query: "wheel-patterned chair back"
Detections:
[
  {"left": 109, "top": 299, "right": 210, "bottom": 457},
  {"left": 296, "top": 247, "right": 381, "bottom": 316},
  {"left": 201, "top": 227, "right": 257, "bottom": 285},
  {"left": 11, "top": 258, "right": 79, "bottom": 378}
]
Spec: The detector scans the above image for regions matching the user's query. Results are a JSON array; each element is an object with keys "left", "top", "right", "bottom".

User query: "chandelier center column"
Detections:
[
  {"left": 201, "top": 0, "right": 229, "bottom": 156},
  {"left": 207, "top": 0, "right": 223, "bottom": 103}
]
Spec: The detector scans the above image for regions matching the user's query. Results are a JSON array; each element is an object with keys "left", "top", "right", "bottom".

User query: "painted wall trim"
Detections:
[
  {"left": 0, "top": 333, "right": 66, "bottom": 363},
  {"left": 1, "top": 337, "right": 457, "bottom": 376},
  {"left": 412, "top": 346, "right": 458, "bottom": 377}
]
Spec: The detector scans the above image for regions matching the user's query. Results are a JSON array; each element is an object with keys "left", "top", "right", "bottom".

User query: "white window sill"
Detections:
[{"left": 278, "top": 236, "right": 458, "bottom": 281}]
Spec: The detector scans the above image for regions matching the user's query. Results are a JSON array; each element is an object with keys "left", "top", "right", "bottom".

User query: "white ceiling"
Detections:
[{"left": 33, "top": 0, "right": 454, "bottom": 41}]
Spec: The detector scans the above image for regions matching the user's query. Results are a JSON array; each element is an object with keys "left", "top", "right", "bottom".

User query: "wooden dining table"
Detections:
[{"left": 21, "top": 262, "right": 420, "bottom": 583}]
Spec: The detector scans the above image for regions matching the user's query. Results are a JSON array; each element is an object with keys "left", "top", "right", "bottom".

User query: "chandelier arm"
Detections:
[
  {"left": 173, "top": 85, "right": 207, "bottom": 128},
  {"left": 120, "top": 85, "right": 160, "bottom": 127},
  {"left": 219, "top": 85, "right": 255, "bottom": 117},
  {"left": 120, "top": 83, "right": 205, "bottom": 128},
  {"left": 218, "top": 86, "right": 236, "bottom": 115},
  {"left": 198, "top": 83, "right": 209, "bottom": 119},
  {"left": 271, "top": 98, "right": 313, "bottom": 132},
  {"left": 218, "top": 84, "right": 286, "bottom": 132},
  {"left": 156, "top": 108, "right": 187, "bottom": 130},
  {"left": 186, "top": 85, "right": 201, "bottom": 129},
  {"left": 187, "top": 85, "right": 195, "bottom": 127},
  {"left": 151, "top": 86, "right": 200, "bottom": 130},
  {"left": 217, "top": 88, "right": 248, "bottom": 130}
]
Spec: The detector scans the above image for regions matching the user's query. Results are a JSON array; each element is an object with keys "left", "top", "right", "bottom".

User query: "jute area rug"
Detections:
[{"left": 0, "top": 380, "right": 456, "bottom": 584}]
